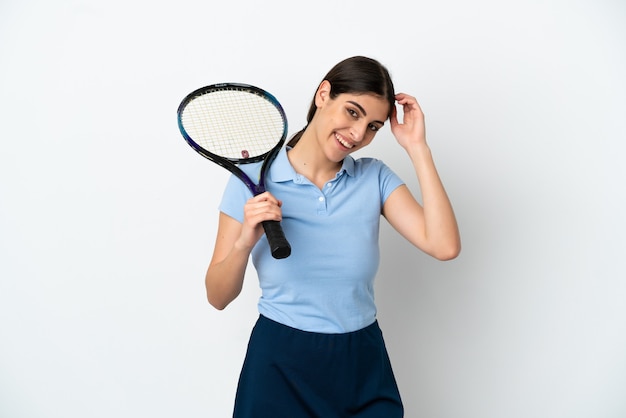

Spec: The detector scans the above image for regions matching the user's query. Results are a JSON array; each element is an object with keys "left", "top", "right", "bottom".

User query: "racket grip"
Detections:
[{"left": 262, "top": 220, "right": 291, "bottom": 259}]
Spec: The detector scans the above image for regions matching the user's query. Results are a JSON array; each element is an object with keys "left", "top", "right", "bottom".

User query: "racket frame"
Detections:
[{"left": 177, "top": 82, "right": 291, "bottom": 258}]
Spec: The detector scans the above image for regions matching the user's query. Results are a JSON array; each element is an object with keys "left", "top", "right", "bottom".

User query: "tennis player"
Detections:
[{"left": 206, "top": 56, "right": 461, "bottom": 417}]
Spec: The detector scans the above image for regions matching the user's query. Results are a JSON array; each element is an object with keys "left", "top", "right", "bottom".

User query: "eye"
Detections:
[
  {"left": 368, "top": 123, "right": 381, "bottom": 132},
  {"left": 347, "top": 108, "right": 359, "bottom": 118}
]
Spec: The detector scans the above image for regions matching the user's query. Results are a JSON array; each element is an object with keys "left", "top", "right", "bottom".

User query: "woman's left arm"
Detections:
[{"left": 382, "top": 93, "right": 461, "bottom": 260}]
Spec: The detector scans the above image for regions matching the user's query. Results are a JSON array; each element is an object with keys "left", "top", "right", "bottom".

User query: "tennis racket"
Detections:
[{"left": 177, "top": 82, "right": 291, "bottom": 259}]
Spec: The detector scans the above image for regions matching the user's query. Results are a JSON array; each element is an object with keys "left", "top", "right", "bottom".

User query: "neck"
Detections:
[{"left": 287, "top": 131, "right": 342, "bottom": 188}]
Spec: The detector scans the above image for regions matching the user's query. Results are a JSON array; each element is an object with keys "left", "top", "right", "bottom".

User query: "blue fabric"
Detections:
[
  {"left": 233, "top": 315, "right": 404, "bottom": 418},
  {"left": 219, "top": 147, "right": 404, "bottom": 333}
]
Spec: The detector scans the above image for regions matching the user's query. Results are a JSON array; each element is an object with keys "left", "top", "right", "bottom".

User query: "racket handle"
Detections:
[{"left": 262, "top": 220, "right": 291, "bottom": 259}]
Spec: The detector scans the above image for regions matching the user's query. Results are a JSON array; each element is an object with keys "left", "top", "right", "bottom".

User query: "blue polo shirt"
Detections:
[{"left": 219, "top": 146, "right": 404, "bottom": 333}]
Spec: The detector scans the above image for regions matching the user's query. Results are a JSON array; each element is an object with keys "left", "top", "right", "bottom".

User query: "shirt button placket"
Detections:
[{"left": 317, "top": 194, "right": 327, "bottom": 214}]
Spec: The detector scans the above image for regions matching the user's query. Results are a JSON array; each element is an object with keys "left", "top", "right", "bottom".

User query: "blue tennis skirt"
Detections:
[{"left": 233, "top": 315, "right": 404, "bottom": 417}]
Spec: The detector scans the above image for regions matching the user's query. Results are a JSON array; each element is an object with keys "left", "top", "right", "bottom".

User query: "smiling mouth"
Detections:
[{"left": 335, "top": 133, "right": 354, "bottom": 149}]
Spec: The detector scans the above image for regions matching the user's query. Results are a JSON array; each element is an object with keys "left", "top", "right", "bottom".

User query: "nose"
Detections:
[{"left": 350, "top": 121, "right": 368, "bottom": 143}]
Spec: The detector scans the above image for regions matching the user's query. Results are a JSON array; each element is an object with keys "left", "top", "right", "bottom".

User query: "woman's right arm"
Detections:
[{"left": 205, "top": 192, "right": 283, "bottom": 310}]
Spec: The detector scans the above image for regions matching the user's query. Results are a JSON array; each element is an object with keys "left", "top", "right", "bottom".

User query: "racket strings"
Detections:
[{"left": 181, "top": 90, "right": 285, "bottom": 160}]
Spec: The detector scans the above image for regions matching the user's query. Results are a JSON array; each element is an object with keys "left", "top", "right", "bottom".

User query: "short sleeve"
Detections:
[
  {"left": 218, "top": 173, "right": 252, "bottom": 223},
  {"left": 378, "top": 160, "right": 405, "bottom": 204}
]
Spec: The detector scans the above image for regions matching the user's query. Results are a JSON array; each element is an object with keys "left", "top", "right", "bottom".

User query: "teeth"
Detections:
[{"left": 335, "top": 133, "right": 354, "bottom": 149}]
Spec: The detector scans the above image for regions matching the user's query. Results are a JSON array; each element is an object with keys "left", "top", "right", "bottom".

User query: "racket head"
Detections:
[{"left": 177, "top": 82, "right": 288, "bottom": 166}]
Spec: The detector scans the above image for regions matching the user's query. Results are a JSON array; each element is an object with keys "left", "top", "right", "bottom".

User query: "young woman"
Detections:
[{"left": 206, "top": 56, "right": 461, "bottom": 417}]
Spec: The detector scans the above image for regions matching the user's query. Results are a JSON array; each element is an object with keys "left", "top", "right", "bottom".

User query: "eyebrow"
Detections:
[{"left": 347, "top": 100, "right": 385, "bottom": 126}]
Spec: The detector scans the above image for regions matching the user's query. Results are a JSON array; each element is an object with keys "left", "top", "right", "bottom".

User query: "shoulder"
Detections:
[
  {"left": 351, "top": 155, "right": 383, "bottom": 169},
  {"left": 352, "top": 156, "right": 381, "bottom": 166},
  {"left": 350, "top": 156, "right": 393, "bottom": 176},
  {"left": 349, "top": 156, "right": 404, "bottom": 201}
]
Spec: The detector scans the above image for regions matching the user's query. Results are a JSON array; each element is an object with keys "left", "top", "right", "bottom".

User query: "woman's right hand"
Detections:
[
  {"left": 236, "top": 191, "right": 284, "bottom": 251},
  {"left": 205, "top": 191, "right": 283, "bottom": 310}
]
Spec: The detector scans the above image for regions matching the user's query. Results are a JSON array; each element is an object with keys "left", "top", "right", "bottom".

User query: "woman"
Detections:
[{"left": 206, "top": 56, "right": 461, "bottom": 417}]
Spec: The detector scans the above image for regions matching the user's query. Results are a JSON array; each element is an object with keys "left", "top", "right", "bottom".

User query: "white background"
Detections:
[{"left": 1, "top": 0, "right": 625, "bottom": 417}]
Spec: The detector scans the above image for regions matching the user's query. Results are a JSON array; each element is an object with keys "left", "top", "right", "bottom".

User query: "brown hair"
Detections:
[{"left": 287, "top": 56, "right": 395, "bottom": 147}]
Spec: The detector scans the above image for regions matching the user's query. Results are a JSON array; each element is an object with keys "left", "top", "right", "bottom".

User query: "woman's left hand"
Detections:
[{"left": 389, "top": 93, "right": 426, "bottom": 150}]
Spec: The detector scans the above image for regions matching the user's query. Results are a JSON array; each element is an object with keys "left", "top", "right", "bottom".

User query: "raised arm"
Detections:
[
  {"left": 205, "top": 192, "right": 283, "bottom": 309},
  {"left": 382, "top": 93, "right": 461, "bottom": 260}
]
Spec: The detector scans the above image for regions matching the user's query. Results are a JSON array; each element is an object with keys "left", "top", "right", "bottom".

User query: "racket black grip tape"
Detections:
[{"left": 262, "top": 220, "right": 291, "bottom": 259}]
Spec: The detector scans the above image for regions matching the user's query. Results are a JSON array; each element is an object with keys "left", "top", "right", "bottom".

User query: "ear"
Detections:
[{"left": 314, "top": 80, "right": 332, "bottom": 107}]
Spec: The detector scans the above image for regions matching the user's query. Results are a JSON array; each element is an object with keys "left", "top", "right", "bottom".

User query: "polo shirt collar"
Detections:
[{"left": 269, "top": 146, "right": 356, "bottom": 183}]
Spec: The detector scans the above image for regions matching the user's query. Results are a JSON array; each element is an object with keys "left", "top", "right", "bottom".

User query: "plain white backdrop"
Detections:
[{"left": 1, "top": 0, "right": 625, "bottom": 417}]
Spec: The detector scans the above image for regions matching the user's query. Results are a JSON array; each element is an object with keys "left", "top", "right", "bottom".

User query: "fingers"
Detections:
[
  {"left": 237, "top": 192, "right": 283, "bottom": 249},
  {"left": 391, "top": 93, "right": 427, "bottom": 148},
  {"left": 250, "top": 192, "right": 282, "bottom": 210},
  {"left": 244, "top": 192, "right": 283, "bottom": 224},
  {"left": 395, "top": 93, "right": 423, "bottom": 116},
  {"left": 395, "top": 92, "right": 413, "bottom": 104}
]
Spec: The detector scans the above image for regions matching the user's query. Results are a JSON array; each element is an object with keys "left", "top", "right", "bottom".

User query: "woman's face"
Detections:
[{"left": 313, "top": 81, "right": 390, "bottom": 162}]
